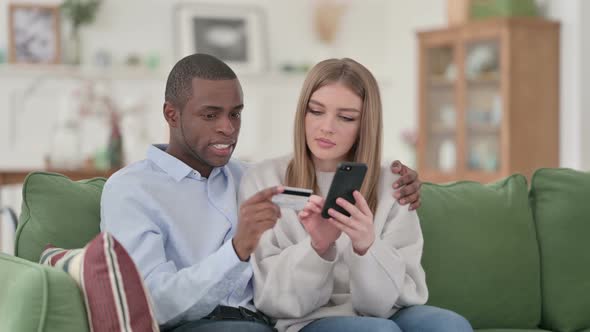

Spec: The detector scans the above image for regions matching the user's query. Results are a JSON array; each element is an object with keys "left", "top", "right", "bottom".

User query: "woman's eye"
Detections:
[
  {"left": 308, "top": 109, "right": 323, "bottom": 115},
  {"left": 339, "top": 116, "right": 354, "bottom": 122}
]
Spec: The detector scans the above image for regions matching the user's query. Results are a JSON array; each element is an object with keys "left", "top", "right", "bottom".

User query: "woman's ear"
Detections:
[{"left": 163, "top": 102, "right": 180, "bottom": 128}]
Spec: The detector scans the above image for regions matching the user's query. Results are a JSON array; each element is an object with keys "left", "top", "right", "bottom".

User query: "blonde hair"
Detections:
[{"left": 285, "top": 58, "right": 383, "bottom": 213}]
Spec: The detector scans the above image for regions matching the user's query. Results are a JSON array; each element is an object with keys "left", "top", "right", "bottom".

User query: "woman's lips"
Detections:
[{"left": 316, "top": 138, "right": 335, "bottom": 148}]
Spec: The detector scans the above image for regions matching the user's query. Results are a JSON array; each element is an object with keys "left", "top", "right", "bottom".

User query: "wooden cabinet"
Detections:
[{"left": 416, "top": 18, "right": 559, "bottom": 183}]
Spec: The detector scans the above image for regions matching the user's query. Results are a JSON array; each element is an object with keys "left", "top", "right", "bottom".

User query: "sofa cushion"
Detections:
[
  {"left": 40, "top": 232, "right": 159, "bottom": 332},
  {"left": 15, "top": 172, "right": 105, "bottom": 262},
  {"left": 0, "top": 253, "right": 89, "bottom": 331},
  {"left": 417, "top": 175, "right": 541, "bottom": 329},
  {"left": 530, "top": 168, "right": 590, "bottom": 332}
]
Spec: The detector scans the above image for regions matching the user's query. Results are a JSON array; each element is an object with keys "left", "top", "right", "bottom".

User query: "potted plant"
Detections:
[{"left": 61, "top": 0, "right": 102, "bottom": 65}]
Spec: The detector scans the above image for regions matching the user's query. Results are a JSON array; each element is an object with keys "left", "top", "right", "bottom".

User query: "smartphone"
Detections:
[{"left": 321, "top": 162, "right": 368, "bottom": 219}]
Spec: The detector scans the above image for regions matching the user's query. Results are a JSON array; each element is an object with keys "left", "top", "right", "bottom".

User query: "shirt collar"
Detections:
[
  {"left": 147, "top": 144, "right": 199, "bottom": 182},
  {"left": 147, "top": 144, "right": 228, "bottom": 182}
]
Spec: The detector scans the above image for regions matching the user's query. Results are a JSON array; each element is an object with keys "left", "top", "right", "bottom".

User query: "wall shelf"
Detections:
[{"left": 0, "top": 64, "right": 168, "bottom": 81}]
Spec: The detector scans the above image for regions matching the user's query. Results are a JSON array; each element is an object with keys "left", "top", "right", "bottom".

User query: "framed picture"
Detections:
[
  {"left": 8, "top": 4, "right": 61, "bottom": 64},
  {"left": 176, "top": 4, "right": 267, "bottom": 74}
]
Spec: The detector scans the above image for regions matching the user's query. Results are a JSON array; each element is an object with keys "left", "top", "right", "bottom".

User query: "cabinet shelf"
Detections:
[
  {"left": 428, "top": 76, "right": 455, "bottom": 88},
  {"left": 430, "top": 124, "right": 456, "bottom": 135},
  {"left": 467, "top": 125, "right": 500, "bottom": 134},
  {"left": 467, "top": 76, "right": 500, "bottom": 85}
]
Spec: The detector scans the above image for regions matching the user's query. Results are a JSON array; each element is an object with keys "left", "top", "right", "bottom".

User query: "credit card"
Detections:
[{"left": 271, "top": 186, "right": 313, "bottom": 210}]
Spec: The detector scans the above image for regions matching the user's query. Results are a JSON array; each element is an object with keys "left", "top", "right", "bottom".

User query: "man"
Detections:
[{"left": 100, "top": 54, "right": 422, "bottom": 332}]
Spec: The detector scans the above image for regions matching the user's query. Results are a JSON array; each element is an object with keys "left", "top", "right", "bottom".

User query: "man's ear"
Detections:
[{"left": 163, "top": 102, "right": 180, "bottom": 128}]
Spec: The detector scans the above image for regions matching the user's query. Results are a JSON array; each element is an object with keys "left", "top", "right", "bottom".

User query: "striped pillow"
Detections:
[{"left": 40, "top": 232, "right": 160, "bottom": 332}]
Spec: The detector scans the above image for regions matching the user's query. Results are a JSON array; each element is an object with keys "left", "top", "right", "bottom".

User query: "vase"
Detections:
[{"left": 64, "top": 29, "right": 82, "bottom": 65}]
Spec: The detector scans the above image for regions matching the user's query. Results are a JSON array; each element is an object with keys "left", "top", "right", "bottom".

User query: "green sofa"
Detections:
[{"left": 1, "top": 168, "right": 589, "bottom": 332}]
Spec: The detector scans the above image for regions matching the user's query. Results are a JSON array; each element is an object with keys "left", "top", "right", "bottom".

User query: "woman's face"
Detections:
[{"left": 305, "top": 82, "right": 362, "bottom": 172}]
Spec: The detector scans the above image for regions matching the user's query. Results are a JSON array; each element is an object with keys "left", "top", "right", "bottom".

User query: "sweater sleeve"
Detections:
[
  {"left": 238, "top": 161, "right": 338, "bottom": 319},
  {"left": 344, "top": 198, "right": 429, "bottom": 317}
]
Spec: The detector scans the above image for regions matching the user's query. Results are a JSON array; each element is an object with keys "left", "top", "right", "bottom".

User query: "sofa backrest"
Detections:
[
  {"left": 417, "top": 174, "right": 541, "bottom": 329},
  {"left": 15, "top": 172, "right": 105, "bottom": 262},
  {"left": 530, "top": 168, "right": 590, "bottom": 332}
]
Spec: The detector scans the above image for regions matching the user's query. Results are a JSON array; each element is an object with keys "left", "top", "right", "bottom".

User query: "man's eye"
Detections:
[
  {"left": 204, "top": 114, "right": 216, "bottom": 119},
  {"left": 231, "top": 112, "right": 241, "bottom": 119}
]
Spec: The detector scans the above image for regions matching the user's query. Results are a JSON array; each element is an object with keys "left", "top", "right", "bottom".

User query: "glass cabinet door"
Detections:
[
  {"left": 425, "top": 46, "right": 457, "bottom": 173},
  {"left": 464, "top": 40, "right": 502, "bottom": 172}
]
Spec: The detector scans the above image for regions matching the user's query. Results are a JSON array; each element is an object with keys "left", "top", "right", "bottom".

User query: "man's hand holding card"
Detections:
[{"left": 271, "top": 187, "right": 312, "bottom": 210}]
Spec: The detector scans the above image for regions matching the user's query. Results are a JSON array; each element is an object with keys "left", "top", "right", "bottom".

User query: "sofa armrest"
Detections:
[{"left": 0, "top": 253, "right": 89, "bottom": 332}]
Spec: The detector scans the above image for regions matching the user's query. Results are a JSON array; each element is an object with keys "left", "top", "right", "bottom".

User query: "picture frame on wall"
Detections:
[
  {"left": 176, "top": 4, "right": 268, "bottom": 74},
  {"left": 8, "top": 4, "right": 61, "bottom": 64}
]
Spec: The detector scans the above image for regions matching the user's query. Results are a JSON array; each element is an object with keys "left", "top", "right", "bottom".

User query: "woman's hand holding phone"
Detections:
[
  {"left": 326, "top": 190, "right": 375, "bottom": 256},
  {"left": 298, "top": 195, "right": 341, "bottom": 258}
]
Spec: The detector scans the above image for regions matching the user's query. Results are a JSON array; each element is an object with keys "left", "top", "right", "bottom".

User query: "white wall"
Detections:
[
  {"left": 545, "top": 0, "right": 590, "bottom": 170},
  {"left": 581, "top": 1, "right": 590, "bottom": 170}
]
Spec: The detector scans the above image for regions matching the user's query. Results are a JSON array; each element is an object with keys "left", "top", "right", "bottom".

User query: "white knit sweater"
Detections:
[{"left": 238, "top": 156, "right": 428, "bottom": 332}]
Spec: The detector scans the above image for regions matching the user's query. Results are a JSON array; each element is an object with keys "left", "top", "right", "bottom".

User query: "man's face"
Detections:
[{"left": 174, "top": 78, "right": 243, "bottom": 173}]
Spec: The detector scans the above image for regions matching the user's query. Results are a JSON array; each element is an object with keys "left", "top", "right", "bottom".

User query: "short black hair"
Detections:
[{"left": 165, "top": 53, "right": 237, "bottom": 109}]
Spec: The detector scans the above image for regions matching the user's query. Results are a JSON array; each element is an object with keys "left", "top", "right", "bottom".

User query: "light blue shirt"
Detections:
[{"left": 100, "top": 144, "right": 253, "bottom": 326}]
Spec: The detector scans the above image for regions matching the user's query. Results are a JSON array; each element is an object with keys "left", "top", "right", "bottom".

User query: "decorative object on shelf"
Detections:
[
  {"left": 468, "top": 109, "right": 491, "bottom": 126},
  {"left": 280, "top": 62, "right": 311, "bottom": 74},
  {"left": 145, "top": 52, "right": 161, "bottom": 71},
  {"left": 93, "top": 49, "right": 112, "bottom": 68},
  {"left": 440, "top": 105, "right": 456, "bottom": 128},
  {"left": 47, "top": 93, "right": 85, "bottom": 169},
  {"left": 438, "top": 139, "right": 456, "bottom": 172},
  {"left": 444, "top": 63, "right": 457, "bottom": 81},
  {"left": 61, "top": 0, "right": 102, "bottom": 65},
  {"left": 468, "top": 139, "right": 498, "bottom": 171},
  {"left": 175, "top": 3, "right": 267, "bottom": 74},
  {"left": 428, "top": 47, "right": 454, "bottom": 80},
  {"left": 124, "top": 53, "right": 142, "bottom": 67},
  {"left": 447, "top": 0, "right": 470, "bottom": 26},
  {"left": 470, "top": 0, "right": 537, "bottom": 20},
  {"left": 535, "top": 0, "right": 550, "bottom": 17},
  {"left": 466, "top": 43, "right": 498, "bottom": 79},
  {"left": 107, "top": 111, "right": 124, "bottom": 169},
  {"left": 490, "top": 94, "right": 502, "bottom": 125},
  {"left": 8, "top": 4, "right": 61, "bottom": 64},
  {"left": 313, "top": 0, "right": 349, "bottom": 44},
  {"left": 47, "top": 79, "right": 146, "bottom": 170}
]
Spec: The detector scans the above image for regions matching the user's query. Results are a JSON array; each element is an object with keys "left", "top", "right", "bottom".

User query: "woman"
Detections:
[{"left": 238, "top": 58, "right": 472, "bottom": 332}]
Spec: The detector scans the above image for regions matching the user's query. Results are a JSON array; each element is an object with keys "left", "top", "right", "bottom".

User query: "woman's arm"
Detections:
[
  {"left": 252, "top": 232, "right": 337, "bottom": 318},
  {"left": 238, "top": 165, "right": 337, "bottom": 319},
  {"left": 344, "top": 202, "right": 428, "bottom": 317}
]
